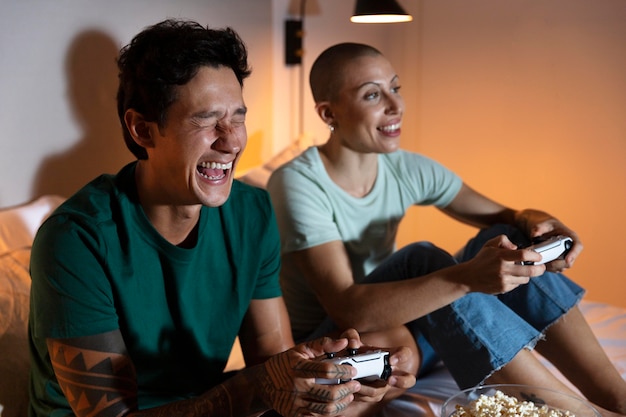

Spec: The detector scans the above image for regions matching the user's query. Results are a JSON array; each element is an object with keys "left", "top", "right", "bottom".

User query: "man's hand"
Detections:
[{"left": 255, "top": 334, "right": 362, "bottom": 416}]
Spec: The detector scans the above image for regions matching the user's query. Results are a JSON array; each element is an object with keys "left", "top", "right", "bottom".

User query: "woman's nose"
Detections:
[{"left": 385, "top": 94, "right": 403, "bottom": 114}]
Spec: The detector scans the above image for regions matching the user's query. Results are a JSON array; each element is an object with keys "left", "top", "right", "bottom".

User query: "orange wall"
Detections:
[
  {"left": 2, "top": 0, "right": 624, "bottom": 308},
  {"left": 298, "top": 1, "right": 626, "bottom": 308},
  {"left": 393, "top": 1, "right": 626, "bottom": 308}
]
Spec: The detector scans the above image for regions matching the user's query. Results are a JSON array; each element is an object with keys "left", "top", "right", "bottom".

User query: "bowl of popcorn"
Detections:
[{"left": 441, "top": 384, "right": 601, "bottom": 417}]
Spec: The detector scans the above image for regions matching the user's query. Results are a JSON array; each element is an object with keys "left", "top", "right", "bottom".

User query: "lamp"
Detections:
[{"left": 351, "top": 0, "right": 413, "bottom": 23}]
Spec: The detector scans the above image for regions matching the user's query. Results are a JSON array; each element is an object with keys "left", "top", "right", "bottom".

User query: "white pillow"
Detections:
[
  {"left": 0, "top": 195, "right": 65, "bottom": 256},
  {"left": 0, "top": 249, "right": 32, "bottom": 417},
  {"left": 237, "top": 136, "right": 316, "bottom": 189}
]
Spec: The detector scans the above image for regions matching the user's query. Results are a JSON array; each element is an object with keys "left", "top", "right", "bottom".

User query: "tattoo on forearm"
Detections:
[
  {"left": 48, "top": 340, "right": 137, "bottom": 417},
  {"left": 49, "top": 340, "right": 271, "bottom": 417}
]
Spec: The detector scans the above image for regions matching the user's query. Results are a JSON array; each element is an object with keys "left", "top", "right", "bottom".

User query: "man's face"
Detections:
[{"left": 146, "top": 65, "right": 247, "bottom": 207}]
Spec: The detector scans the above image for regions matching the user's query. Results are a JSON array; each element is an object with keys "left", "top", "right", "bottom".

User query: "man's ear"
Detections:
[
  {"left": 124, "top": 109, "right": 156, "bottom": 149},
  {"left": 315, "top": 102, "right": 334, "bottom": 125}
]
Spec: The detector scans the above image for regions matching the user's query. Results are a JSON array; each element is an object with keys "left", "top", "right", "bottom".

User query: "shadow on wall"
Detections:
[{"left": 32, "top": 29, "right": 133, "bottom": 200}]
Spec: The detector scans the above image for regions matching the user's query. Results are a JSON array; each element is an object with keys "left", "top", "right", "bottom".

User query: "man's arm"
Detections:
[
  {"left": 238, "top": 297, "right": 294, "bottom": 366},
  {"left": 47, "top": 330, "right": 138, "bottom": 416},
  {"left": 238, "top": 297, "right": 416, "bottom": 413},
  {"left": 48, "top": 328, "right": 364, "bottom": 417}
]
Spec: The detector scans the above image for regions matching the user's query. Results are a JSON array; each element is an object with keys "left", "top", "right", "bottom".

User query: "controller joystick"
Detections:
[
  {"left": 315, "top": 350, "right": 391, "bottom": 385},
  {"left": 523, "top": 235, "right": 573, "bottom": 265}
]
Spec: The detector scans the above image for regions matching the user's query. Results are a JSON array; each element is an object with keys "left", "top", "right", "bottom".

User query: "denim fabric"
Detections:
[{"left": 300, "top": 225, "right": 584, "bottom": 389}]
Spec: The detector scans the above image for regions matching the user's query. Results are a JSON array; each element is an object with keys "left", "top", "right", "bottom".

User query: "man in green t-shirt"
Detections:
[{"left": 28, "top": 20, "right": 415, "bottom": 417}]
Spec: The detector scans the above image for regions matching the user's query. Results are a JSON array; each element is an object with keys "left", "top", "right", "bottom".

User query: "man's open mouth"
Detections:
[{"left": 197, "top": 161, "right": 233, "bottom": 180}]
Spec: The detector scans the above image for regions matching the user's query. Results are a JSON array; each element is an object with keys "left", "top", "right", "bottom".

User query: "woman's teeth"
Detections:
[{"left": 379, "top": 123, "right": 401, "bottom": 133}]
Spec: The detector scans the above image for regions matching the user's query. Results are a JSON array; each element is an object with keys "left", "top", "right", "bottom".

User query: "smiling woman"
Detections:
[{"left": 266, "top": 41, "right": 626, "bottom": 417}]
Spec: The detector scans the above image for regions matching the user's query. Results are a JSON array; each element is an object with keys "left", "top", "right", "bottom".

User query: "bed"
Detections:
[{"left": 1, "top": 192, "right": 625, "bottom": 417}]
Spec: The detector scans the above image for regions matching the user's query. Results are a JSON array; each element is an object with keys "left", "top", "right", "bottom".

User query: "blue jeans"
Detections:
[{"left": 301, "top": 225, "right": 584, "bottom": 389}]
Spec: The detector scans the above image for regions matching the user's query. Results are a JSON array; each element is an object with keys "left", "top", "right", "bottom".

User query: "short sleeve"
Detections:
[
  {"left": 30, "top": 214, "right": 119, "bottom": 339},
  {"left": 267, "top": 166, "right": 341, "bottom": 254},
  {"left": 391, "top": 152, "right": 462, "bottom": 208},
  {"left": 250, "top": 191, "right": 283, "bottom": 300}
]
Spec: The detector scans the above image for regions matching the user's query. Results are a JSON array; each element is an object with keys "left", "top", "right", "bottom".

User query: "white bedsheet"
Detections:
[{"left": 381, "top": 299, "right": 626, "bottom": 417}]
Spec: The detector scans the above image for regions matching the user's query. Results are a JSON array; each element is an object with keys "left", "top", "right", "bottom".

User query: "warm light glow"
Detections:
[{"left": 350, "top": 14, "right": 413, "bottom": 23}]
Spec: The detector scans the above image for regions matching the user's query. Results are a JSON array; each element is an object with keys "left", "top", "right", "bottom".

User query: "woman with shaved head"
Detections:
[{"left": 268, "top": 42, "right": 626, "bottom": 417}]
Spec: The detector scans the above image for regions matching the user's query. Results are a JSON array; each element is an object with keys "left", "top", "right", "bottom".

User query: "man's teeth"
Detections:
[
  {"left": 199, "top": 161, "right": 233, "bottom": 170},
  {"left": 379, "top": 123, "right": 401, "bottom": 132}
]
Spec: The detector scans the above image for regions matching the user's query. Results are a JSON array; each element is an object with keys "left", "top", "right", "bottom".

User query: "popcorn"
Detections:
[{"left": 450, "top": 390, "right": 575, "bottom": 417}]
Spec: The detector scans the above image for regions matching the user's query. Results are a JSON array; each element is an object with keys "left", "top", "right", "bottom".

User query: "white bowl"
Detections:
[{"left": 441, "top": 384, "right": 601, "bottom": 417}]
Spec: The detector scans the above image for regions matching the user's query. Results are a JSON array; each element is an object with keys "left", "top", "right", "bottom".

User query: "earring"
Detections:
[{"left": 328, "top": 124, "right": 335, "bottom": 133}]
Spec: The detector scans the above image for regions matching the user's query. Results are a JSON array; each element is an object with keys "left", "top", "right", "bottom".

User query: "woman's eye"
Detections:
[
  {"left": 231, "top": 117, "right": 246, "bottom": 126},
  {"left": 365, "top": 91, "right": 380, "bottom": 100},
  {"left": 392, "top": 86, "right": 402, "bottom": 94}
]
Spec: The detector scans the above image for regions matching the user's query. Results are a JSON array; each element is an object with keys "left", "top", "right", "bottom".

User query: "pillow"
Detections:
[
  {"left": 237, "top": 135, "right": 317, "bottom": 189},
  {"left": 0, "top": 195, "right": 65, "bottom": 256},
  {"left": 0, "top": 249, "right": 32, "bottom": 417}
]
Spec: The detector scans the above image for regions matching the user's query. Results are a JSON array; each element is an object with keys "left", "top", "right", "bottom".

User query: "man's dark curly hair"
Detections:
[{"left": 116, "top": 19, "right": 252, "bottom": 159}]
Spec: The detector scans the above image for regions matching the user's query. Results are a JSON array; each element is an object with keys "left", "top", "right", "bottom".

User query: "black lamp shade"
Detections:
[{"left": 352, "top": 0, "right": 412, "bottom": 23}]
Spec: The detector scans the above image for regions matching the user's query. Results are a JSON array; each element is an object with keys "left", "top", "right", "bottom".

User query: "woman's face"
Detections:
[{"left": 329, "top": 54, "right": 404, "bottom": 154}]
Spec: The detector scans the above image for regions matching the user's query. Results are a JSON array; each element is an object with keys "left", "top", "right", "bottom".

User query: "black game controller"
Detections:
[
  {"left": 315, "top": 349, "right": 392, "bottom": 385},
  {"left": 522, "top": 235, "right": 573, "bottom": 265}
]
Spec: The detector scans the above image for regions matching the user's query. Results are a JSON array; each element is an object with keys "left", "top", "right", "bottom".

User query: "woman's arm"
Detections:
[
  {"left": 438, "top": 183, "right": 517, "bottom": 229},
  {"left": 285, "top": 234, "right": 547, "bottom": 334},
  {"left": 441, "top": 183, "right": 583, "bottom": 266}
]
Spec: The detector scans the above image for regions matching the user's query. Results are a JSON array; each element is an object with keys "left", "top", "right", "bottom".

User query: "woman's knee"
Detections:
[
  {"left": 460, "top": 224, "right": 529, "bottom": 261},
  {"left": 399, "top": 242, "right": 457, "bottom": 275},
  {"left": 365, "top": 242, "right": 456, "bottom": 284}
]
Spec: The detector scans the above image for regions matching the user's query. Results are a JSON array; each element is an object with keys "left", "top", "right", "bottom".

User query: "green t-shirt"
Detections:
[{"left": 29, "top": 162, "right": 282, "bottom": 416}]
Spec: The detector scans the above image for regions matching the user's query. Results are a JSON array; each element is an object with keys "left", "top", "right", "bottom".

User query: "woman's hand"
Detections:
[
  {"left": 462, "top": 234, "right": 546, "bottom": 294},
  {"left": 339, "top": 329, "right": 416, "bottom": 405},
  {"left": 514, "top": 208, "right": 583, "bottom": 270}
]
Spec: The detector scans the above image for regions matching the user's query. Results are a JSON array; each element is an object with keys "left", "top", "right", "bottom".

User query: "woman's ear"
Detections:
[
  {"left": 315, "top": 102, "right": 334, "bottom": 125},
  {"left": 124, "top": 109, "right": 156, "bottom": 149}
]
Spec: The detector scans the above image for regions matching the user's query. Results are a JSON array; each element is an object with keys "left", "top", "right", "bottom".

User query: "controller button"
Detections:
[
  {"left": 326, "top": 352, "right": 336, "bottom": 359},
  {"left": 347, "top": 348, "right": 358, "bottom": 356}
]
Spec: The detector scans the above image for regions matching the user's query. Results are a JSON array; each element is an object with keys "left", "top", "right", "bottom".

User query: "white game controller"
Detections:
[
  {"left": 315, "top": 349, "right": 391, "bottom": 385},
  {"left": 522, "top": 235, "right": 573, "bottom": 265}
]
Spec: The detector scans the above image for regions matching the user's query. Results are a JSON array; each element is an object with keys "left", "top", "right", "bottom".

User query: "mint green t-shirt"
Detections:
[
  {"left": 267, "top": 147, "right": 462, "bottom": 339},
  {"left": 29, "top": 162, "right": 282, "bottom": 416}
]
